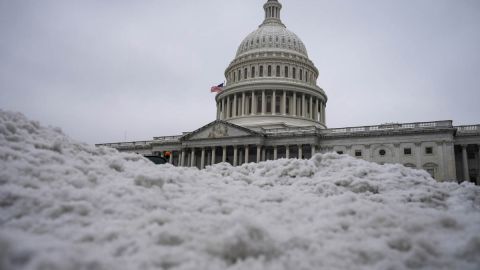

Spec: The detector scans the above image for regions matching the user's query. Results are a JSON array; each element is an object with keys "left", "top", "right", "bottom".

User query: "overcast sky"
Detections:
[{"left": 1, "top": 0, "right": 479, "bottom": 144}]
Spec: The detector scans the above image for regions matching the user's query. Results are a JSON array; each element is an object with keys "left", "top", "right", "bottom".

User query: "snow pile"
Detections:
[{"left": 1, "top": 110, "right": 480, "bottom": 270}]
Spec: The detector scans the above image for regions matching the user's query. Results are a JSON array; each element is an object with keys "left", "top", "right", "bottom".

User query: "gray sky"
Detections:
[{"left": 1, "top": 0, "right": 479, "bottom": 144}]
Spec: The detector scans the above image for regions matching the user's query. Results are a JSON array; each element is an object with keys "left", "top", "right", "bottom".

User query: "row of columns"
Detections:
[
  {"left": 177, "top": 144, "right": 317, "bottom": 169},
  {"left": 460, "top": 144, "right": 480, "bottom": 183},
  {"left": 217, "top": 90, "right": 325, "bottom": 123}
]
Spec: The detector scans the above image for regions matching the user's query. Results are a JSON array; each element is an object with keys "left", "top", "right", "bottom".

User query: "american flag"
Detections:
[{"left": 210, "top": 83, "right": 224, "bottom": 93}]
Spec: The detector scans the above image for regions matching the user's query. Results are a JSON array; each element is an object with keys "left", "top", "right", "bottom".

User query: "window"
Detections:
[
  {"left": 266, "top": 95, "right": 272, "bottom": 113},
  {"left": 468, "top": 152, "right": 475, "bottom": 159},
  {"left": 276, "top": 66, "right": 281, "bottom": 77},
  {"left": 379, "top": 149, "right": 386, "bottom": 156},
  {"left": 275, "top": 95, "right": 281, "bottom": 114},
  {"left": 404, "top": 148, "right": 412, "bottom": 155},
  {"left": 300, "top": 69, "right": 303, "bottom": 80},
  {"left": 293, "top": 68, "right": 296, "bottom": 79},
  {"left": 337, "top": 151, "right": 344, "bottom": 155},
  {"left": 285, "top": 66, "right": 289, "bottom": 78},
  {"left": 268, "top": 65, "right": 272, "bottom": 76},
  {"left": 238, "top": 70, "right": 241, "bottom": 81},
  {"left": 305, "top": 71, "right": 308, "bottom": 81},
  {"left": 244, "top": 68, "right": 248, "bottom": 79},
  {"left": 426, "top": 168, "right": 435, "bottom": 178},
  {"left": 251, "top": 67, "right": 255, "bottom": 78},
  {"left": 257, "top": 95, "right": 262, "bottom": 113},
  {"left": 233, "top": 72, "right": 236, "bottom": 82},
  {"left": 355, "top": 150, "right": 362, "bottom": 157},
  {"left": 425, "top": 147, "right": 433, "bottom": 155},
  {"left": 259, "top": 66, "right": 264, "bottom": 77}
]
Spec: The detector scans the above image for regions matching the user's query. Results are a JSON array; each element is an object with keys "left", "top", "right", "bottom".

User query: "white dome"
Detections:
[{"left": 236, "top": 24, "right": 308, "bottom": 58}]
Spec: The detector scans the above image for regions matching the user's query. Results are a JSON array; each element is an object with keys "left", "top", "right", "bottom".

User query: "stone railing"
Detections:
[
  {"left": 264, "top": 126, "right": 319, "bottom": 136},
  {"left": 97, "top": 140, "right": 153, "bottom": 149},
  {"left": 323, "top": 120, "right": 453, "bottom": 135},
  {"left": 456, "top": 125, "right": 480, "bottom": 135},
  {"left": 152, "top": 135, "right": 183, "bottom": 142}
]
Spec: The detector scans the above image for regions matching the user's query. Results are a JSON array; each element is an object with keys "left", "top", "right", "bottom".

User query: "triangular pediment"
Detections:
[{"left": 182, "top": 121, "right": 263, "bottom": 141}]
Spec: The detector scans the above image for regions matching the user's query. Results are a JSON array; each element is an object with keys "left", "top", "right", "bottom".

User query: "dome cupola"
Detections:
[{"left": 215, "top": 0, "right": 328, "bottom": 130}]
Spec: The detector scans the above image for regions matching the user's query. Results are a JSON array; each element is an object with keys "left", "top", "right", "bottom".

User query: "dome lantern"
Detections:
[{"left": 262, "top": 0, "right": 284, "bottom": 27}]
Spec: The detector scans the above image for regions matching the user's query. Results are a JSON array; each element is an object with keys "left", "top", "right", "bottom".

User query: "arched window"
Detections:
[
  {"left": 259, "top": 66, "right": 264, "bottom": 77},
  {"left": 276, "top": 66, "right": 281, "bottom": 77},
  {"left": 244, "top": 68, "right": 248, "bottom": 79},
  {"left": 251, "top": 67, "right": 255, "bottom": 78},
  {"left": 233, "top": 72, "right": 236, "bottom": 82},
  {"left": 299, "top": 69, "right": 303, "bottom": 80},
  {"left": 293, "top": 67, "right": 296, "bottom": 79},
  {"left": 238, "top": 70, "right": 241, "bottom": 81},
  {"left": 284, "top": 66, "right": 289, "bottom": 78},
  {"left": 305, "top": 71, "right": 308, "bottom": 82},
  {"left": 268, "top": 65, "right": 272, "bottom": 76}
]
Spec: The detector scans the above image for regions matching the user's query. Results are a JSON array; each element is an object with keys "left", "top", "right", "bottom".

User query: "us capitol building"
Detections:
[{"left": 99, "top": 0, "right": 480, "bottom": 184}]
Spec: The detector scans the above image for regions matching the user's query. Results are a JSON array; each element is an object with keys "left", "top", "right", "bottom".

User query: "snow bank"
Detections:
[{"left": 0, "top": 110, "right": 479, "bottom": 270}]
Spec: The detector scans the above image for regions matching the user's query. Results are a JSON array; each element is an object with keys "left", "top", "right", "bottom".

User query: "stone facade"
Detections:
[{"left": 97, "top": 0, "right": 480, "bottom": 184}]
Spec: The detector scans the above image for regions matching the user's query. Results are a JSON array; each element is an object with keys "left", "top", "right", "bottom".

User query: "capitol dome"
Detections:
[{"left": 215, "top": 0, "right": 328, "bottom": 130}]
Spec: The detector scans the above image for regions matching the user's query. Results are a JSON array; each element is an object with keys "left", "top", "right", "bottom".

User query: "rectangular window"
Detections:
[
  {"left": 276, "top": 66, "right": 280, "bottom": 77},
  {"left": 293, "top": 68, "right": 296, "bottom": 79},
  {"left": 355, "top": 150, "right": 362, "bottom": 157},
  {"left": 285, "top": 66, "right": 289, "bottom": 78},
  {"left": 275, "top": 95, "right": 281, "bottom": 114},
  {"left": 251, "top": 67, "right": 255, "bottom": 78},
  {"left": 300, "top": 69, "right": 303, "bottom": 80},
  {"left": 425, "top": 147, "right": 433, "bottom": 155},
  {"left": 259, "top": 66, "right": 264, "bottom": 77},
  {"left": 268, "top": 65, "right": 272, "bottom": 76},
  {"left": 257, "top": 95, "right": 262, "bottom": 113},
  {"left": 337, "top": 151, "right": 344, "bottom": 155},
  {"left": 244, "top": 68, "right": 248, "bottom": 79},
  {"left": 238, "top": 70, "right": 241, "bottom": 81},
  {"left": 404, "top": 148, "right": 412, "bottom": 155},
  {"left": 266, "top": 95, "right": 272, "bottom": 113}
]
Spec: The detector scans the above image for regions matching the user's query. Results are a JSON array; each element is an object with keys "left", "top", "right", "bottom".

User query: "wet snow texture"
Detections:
[{"left": 0, "top": 110, "right": 480, "bottom": 270}]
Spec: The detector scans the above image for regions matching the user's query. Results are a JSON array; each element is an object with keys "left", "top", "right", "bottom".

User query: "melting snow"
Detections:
[{"left": 0, "top": 110, "right": 479, "bottom": 270}]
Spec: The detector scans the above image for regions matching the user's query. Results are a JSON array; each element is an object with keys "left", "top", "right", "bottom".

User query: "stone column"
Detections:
[
  {"left": 302, "top": 94, "right": 306, "bottom": 118},
  {"left": 436, "top": 142, "right": 444, "bottom": 181},
  {"left": 222, "top": 146, "right": 227, "bottom": 163},
  {"left": 311, "top": 144, "right": 316, "bottom": 156},
  {"left": 477, "top": 145, "right": 480, "bottom": 184},
  {"left": 282, "top": 90, "right": 287, "bottom": 115},
  {"left": 233, "top": 146, "right": 238, "bottom": 166},
  {"left": 251, "top": 91, "right": 256, "bottom": 115},
  {"left": 233, "top": 95, "right": 237, "bottom": 117},
  {"left": 286, "top": 145, "right": 290, "bottom": 159},
  {"left": 462, "top": 145, "right": 469, "bottom": 181},
  {"left": 221, "top": 99, "right": 226, "bottom": 120},
  {"left": 200, "top": 148, "right": 205, "bottom": 169},
  {"left": 169, "top": 152, "right": 173, "bottom": 164},
  {"left": 211, "top": 147, "right": 216, "bottom": 165},
  {"left": 309, "top": 96, "right": 313, "bottom": 119},
  {"left": 242, "top": 92, "right": 246, "bottom": 116},
  {"left": 273, "top": 146, "right": 278, "bottom": 160},
  {"left": 256, "top": 145, "right": 261, "bottom": 163},
  {"left": 262, "top": 147, "right": 266, "bottom": 161},
  {"left": 180, "top": 150, "right": 186, "bottom": 167},
  {"left": 226, "top": 96, "right": 230, "bottom": 119},
  {"left": 244, "top": 145, "right": 249, "bottom": 164},
  {"left": 272, "top": 90, "right": 276, "bottom": 115},
  {"left": 298, "top": 145, "right": 303, "bottom": 159},
  {"left": 190, "top": 148, "right": 196, "bottom": 167},
  {"left": 293, "top": 92, "right": 297, "bottom": 116},
  {"left": 415, "top": 142, "right": 422, "bottom": 169}
]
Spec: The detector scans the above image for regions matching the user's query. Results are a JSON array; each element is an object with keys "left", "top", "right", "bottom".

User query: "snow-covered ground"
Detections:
[{"left": 1, "top": 110, "right": 479, "bottom": 270}]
